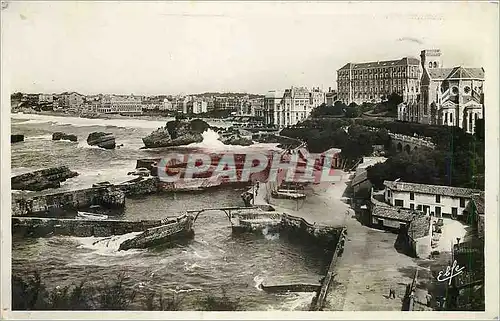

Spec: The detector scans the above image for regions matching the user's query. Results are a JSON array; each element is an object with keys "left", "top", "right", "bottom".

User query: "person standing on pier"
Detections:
[{"left": 389, "top": 287, "right": 396, "bottom": 299}]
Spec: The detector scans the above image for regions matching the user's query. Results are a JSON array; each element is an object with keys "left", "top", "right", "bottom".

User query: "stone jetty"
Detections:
[
  {"left": 52, "top": 132, "right": 78, "bottom": 142},
  {"left": 11, "top": 134, "right": 24, "bottom": 143},
  {"left": 87, "top": 132, "right": 116, "bottom": 149},
  {"left": 12, "top": 217, "right": 163, "bottom": 237},
  {"left": 11, "top": 166, "right": 79, "bottom": 191},
  {"left": 12, "top": 184, "right": 125, "bottom": 217}
]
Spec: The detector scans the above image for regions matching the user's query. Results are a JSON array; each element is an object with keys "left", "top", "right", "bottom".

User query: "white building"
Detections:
[
  {"left": 383, "top": 180, "right": 482, "bottom": 219},
  {"left": 263, "top": 87, "right": 326, "bottom": 128},
  {"left": 192, "top": 99, "right": 208, "bottom": 114},
  {"left": 161, "top": 99, "right": 174, "bottom": 111},
  {"left": 104, "top": 95, "right": 143, "bottom": 114},
  {"left": 38, "top": 94, "right": 54, "bottom": 104}
]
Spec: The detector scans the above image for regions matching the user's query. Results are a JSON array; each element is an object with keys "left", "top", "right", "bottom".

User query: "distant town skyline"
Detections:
[{"left": 2, "top": 1, "right": 497, "bottom": 96}]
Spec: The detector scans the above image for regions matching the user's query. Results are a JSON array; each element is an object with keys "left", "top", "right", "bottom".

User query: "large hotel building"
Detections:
[{"left": 336, "top": 57, "right": 421, "bottom": 105}]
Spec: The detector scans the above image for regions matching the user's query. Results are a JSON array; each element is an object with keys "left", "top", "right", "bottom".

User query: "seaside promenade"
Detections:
[{"left": 254, "top": 175, "right": 429, "bottom": 311}]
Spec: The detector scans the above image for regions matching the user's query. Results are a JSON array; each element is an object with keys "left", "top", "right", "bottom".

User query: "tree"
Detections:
[{"left": 345, "top": 103, "right": 360, "bottom": 118}]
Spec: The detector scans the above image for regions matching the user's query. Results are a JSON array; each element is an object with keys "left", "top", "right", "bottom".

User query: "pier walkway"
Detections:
[{"left": 253, "top": 174, "right": 426, "bottom": 311}]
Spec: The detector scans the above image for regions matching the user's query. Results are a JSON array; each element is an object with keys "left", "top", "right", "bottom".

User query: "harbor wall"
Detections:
[
  {"left": 11, "top": 185, "right": 125, "bottom": 217},
  {"left": 12, "top": 217, "right": 163, "bottom": 237}
]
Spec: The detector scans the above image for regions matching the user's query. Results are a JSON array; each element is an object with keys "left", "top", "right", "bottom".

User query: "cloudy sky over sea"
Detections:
[{"left": 2, "top": 1, "right": 497, "bottom": 95}]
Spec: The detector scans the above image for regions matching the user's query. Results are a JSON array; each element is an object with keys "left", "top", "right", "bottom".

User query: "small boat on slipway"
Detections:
[
  {"left": 76, "top": 211, "right": 109, "bottom": 220},
  {"left": 118, "top": 214, "right": 195, "bottom": 251}
]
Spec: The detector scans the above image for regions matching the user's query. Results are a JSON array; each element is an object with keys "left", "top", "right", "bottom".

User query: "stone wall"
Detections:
[
  {"left": 12, "top": 217, "right": 163, "bottom": 237},
  {"left": 116, "top": 177, "right": 159, "bottom": 196},
  {"left": 11, "top": 186, "right": 125, "bottom": 217}
]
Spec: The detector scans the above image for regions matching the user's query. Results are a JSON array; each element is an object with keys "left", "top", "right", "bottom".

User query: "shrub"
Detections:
[{"left": 198, "top": 289, "right": 240, "bottom": 311}]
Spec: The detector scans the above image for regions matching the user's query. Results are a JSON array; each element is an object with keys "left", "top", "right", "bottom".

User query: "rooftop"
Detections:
[
  {"left": 383, "top": 180, "right": 482, "bottom": 198},
  {"left": 371, "top": 205, "right": 420, "bottom": 222},
  {"left": 428, "top": 66, "right": 485, "bottom": 80},
  {"left": 338, "top": 57, "right": 420, "bottom": 71}
]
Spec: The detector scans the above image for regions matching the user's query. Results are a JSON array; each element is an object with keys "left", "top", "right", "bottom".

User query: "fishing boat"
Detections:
[
  {"left": 118, "top": 214, "right": 194, "bottom": 251},
  {"left": 76, "top": 211, "right": 109, "bottom": 220}
]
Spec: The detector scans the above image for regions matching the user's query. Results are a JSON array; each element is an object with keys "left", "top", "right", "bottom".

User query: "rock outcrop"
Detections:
[
  {"left": 11, "top": 135, "right": 24, "bottom": 143},
  {"left": 87, "top": 132, "right": 116, "bottom": 149},
  {"left": 142, "top": 119, "right": 209, "bottom": 148},
  {"left": 11, "top": 166, "right": 79, "bottom": 191},
  {"left": 52, "top": 132, "right": 78, "bottom": 142}
]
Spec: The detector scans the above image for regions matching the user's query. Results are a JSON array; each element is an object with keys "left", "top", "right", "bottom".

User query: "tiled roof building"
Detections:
[{"left": 383, "top": 179, "right": 482, "bottom": 219}]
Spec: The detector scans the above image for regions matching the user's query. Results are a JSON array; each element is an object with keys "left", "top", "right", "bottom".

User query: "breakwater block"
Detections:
[
  {"left": 12, "top": 217, "right": 163, "bottom": 238},
  {"left": 11, "top": 185, "right": 125, "bottom": 217},
  {"left": 118, "top": 214, "right": 195, "bottom": 251},
  {"left": 261, "top": 282, "right": 321, "bottom": 293},
  {"left": 116, "top": 176, "right": 159, "bottom": 196}
]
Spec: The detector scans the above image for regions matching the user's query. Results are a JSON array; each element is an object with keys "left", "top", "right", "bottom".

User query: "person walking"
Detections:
[{"left": 389, "top": 287, "right": 396, "bottom": 299}]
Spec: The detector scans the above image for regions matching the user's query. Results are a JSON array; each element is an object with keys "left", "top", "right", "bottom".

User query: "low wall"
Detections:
[
  {"left": 12, "top": 217, "right": 163, "bottom": 237},
  {"left": 11, "top": 186, "right": 125, "bottom": 217},
  {"left": 116, "top": 177, "right": 159, "bottom": 196},
  {"left": 280, "top": 213, "right": 341, "bottom": 248}
]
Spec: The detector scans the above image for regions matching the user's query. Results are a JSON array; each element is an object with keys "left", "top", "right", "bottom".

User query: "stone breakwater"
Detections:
[
  {"left": 12, "top": 217, "right": 164, "bottom": 237},
  {"left": 231, "top": 209, "right": 342, "bottom": 249},
  {"left": 12, "top": 185, "right": 125, "bottom": 217},
  {"left": 116, "top": 176, "right": 159, "bottom": 196},
  {"left": 11, "top": 166, "right": 79, "bottom": 191}
]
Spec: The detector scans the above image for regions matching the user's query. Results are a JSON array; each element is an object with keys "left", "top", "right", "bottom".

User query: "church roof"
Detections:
[{"left": 428, "top": 67, "right": 485, "bottom": 80}]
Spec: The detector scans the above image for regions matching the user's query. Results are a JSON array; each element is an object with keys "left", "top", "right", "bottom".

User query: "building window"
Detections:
[
  {"left": 410, "top": 192, "right": 414, "bottom": 200},
  {"left": 410, "top": 203, "right": 414, "bottom": 210},
  {"left": 395, "top": 199, "right": 404, "bottom": 207},
  {"left": 417, "top": 204, "right": 422, "bottom": 211},
  {"left": 460, "top": 197, "right": 466, "bottom": 207},
  {"left": 436, "top": 195, "right": 441, "bottom": 203},
  {"left": 452, "top": 207, "right": 458, "bottom": 216},
  {"left": 435, "top": 206, "right": 441, "bottom": 217}
]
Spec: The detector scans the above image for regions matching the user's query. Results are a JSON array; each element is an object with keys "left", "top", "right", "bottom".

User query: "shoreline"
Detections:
[{"left": 11, "top": 110, "right": 236, "bottom": 124}]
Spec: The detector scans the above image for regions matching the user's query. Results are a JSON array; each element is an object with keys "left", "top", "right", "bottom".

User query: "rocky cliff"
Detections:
[
  {"left": 142, "top": 119, "right": 209, "bottom": 148},
  {"left": 87, "top": 132, "right": 116, "bottom": 149},
  {"left": 11, "top": 166, "right": 79, "bottom": 191},
  {"left": 52, "top": 132, "right": 78, "bottom": 142}
]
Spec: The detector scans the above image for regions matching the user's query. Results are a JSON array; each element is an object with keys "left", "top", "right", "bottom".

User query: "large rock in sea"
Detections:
[
  {"left": 87, "top": 132, "right": 116, "bottom": 149},
  {"left": 11, "top": 166, "right": 79, "bottom": 191},
  {"left": 52, "top": 132, "right": 78, "bottom": 142},
  {"left": 11, "top": 134, "right": 24, "bottom": 143},
  {"left": 142, "top": 119, "right": 209, "bottom": 148}
]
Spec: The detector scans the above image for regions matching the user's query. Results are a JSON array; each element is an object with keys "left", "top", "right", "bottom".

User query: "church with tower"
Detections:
[{"left": 399, "top": 49, "right": 485, "bottom": 134}]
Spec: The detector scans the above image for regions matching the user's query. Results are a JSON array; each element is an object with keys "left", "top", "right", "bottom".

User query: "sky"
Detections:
[{"left": 1, "top": 1, "right": 498, "bottom": 96}]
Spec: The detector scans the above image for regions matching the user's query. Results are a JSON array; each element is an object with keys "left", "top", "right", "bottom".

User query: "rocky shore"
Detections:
[
  {"left": 87, "top": 132, "right": 116, "bottom": 149},
  {"left": 142, "top": 119, "right": 208, "bottom": 148},
  {"left": 11, "top": 166, "right": 79, "bottom": 191},
  {"left": 52, "top": 132, "right": 78, "bottom": 142}
]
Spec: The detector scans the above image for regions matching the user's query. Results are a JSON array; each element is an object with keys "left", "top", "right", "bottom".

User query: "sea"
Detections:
[{"left": 10, "top": 113, "right": 330, "bottom": 311}]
